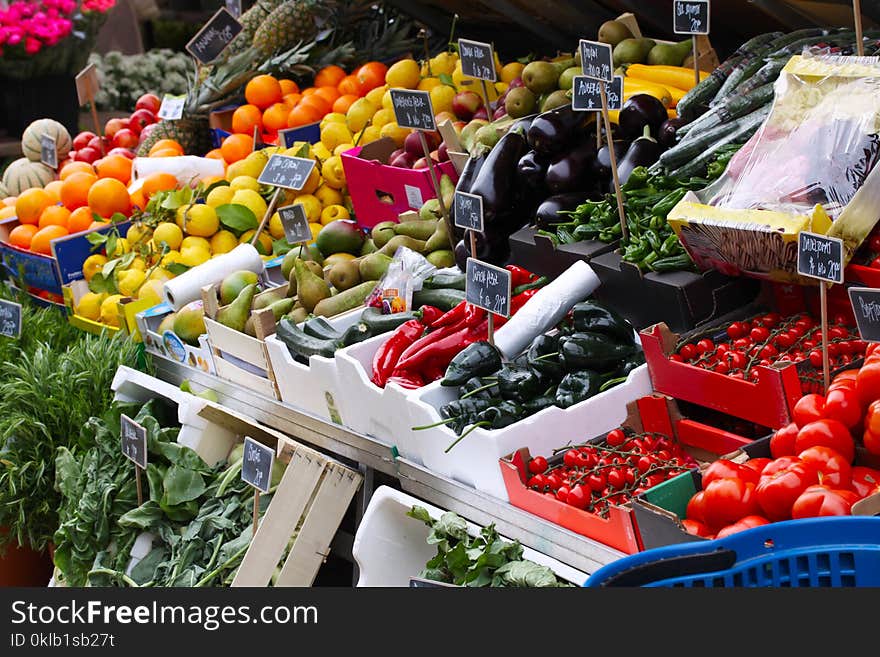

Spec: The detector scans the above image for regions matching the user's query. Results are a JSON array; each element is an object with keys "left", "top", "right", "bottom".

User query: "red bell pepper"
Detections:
[
  {"left": 505, "top": 264, "right": 536, "bottom": 288},
  {"left": 418, "top": 304, "right": 444, "bottom": 327}
]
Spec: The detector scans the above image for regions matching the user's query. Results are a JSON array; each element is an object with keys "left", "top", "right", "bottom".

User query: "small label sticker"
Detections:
[
  {"left": 458, "top": 38, "right": 497, "bottom": 82},
  {"left": 797, "top": 231, "right": 844, "bottom": 284},
  {"left": 572, "top": 75, "right": 623, "bottom": 112},
  {"left": 390, "top": 89, "right": 436, "bottom": 131},
  {"left": 0, "top": 299, "right": 22, "bottom": 339},
  {"left": 404, "top": 184, "right": 424, "bottom": 209},
  {"left": 278, "top": 203, "right": 311, "bottom": 244},
  {"left": 466, "top": 257, "right": 512, "bottom": 317},
  {"left": 157, "top": 94, "right": 186, "bottom": 120},
  {"left": 121, "top": 414, "right": 148, "bottom": 470},
  {"left": 454, "top": 190, "right": 484, "bottom": 232},
  {"left": 579, "top": 39, "right": 613, "bottom": 82},
  {"left": 674, "top": 0, "right": 710, "bottom": 35},
  {"left": 257, "top": 154, "right": 316, "bottom": 190},
  {"left": 848, "top": 287, "right": 880, "bottom": 342},
  {"left": 185, "top": 7, "right": 243, "bottom": 64},
  {"left": 40, "top": 134, "right": 57, "bottom": 169},
  {"left": 241, "top": 436, "right": 274, "bottom": 494}
]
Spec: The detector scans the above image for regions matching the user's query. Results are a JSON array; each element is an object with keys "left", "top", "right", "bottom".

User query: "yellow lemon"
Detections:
[
  {"left": 320, "top": 156, "right": 346, "bottom": 190},
  {"left": 100, "top": 294, "right": 124, "bottom": 327},
  {"left": 371, "top": 108, "right": 396, "bottom": 127},
  {"left": 111, "top": 238, "right": 131, "bottom": 257},
  {"left": 238, "top": 230, "right": 273, "bottom": 256},
  {"left": 117, "top": 268, "right": 147, "bottom": 297},
  {"left": 307, "top": 222, "right": 323, "bottom": 245},
  {"left": 332, "top": 143, "right": 353, "bottom": 157},
  {"left": 321, "top": 121, "right": 353, "bottom": 152},
  {"left": 312, "top": 142, "right": 332, "bottom": 162},
  {"left": 210, "top": 230, "right": 238, "bottom": 254},
  {"left": 501, "top": 61, "right": 524, "bottom": 83},
  {"left": 176, "top": 204, "right": 219, "bottom": 238},
  {"left": 234, "top": 150, "right": 268, "bottom": 179},
  {"left": 379, "top": 122, "right": 410, "bottom": 148},
  {"left": 298, "top": 165, "right": 321, "bottom": 195},
  {"left": 268, "top": 212, "right": 285, "bottom": 240},
  {"left": 283, "top": 142, "right": 313, "bottom": 159},
  {"left": 125, "top": 223, "right": 152, "bottom": 245},
  {"left": 345, "top": 98, "right": 378, "bottom": 134},
  {"left": 229, "top": 175, "right": 260, "bottom": 192},
  {"left": 381, "top": 88, "right": 394, "bottom": 111},
  {"left": 320, "top": 204, "right": 350, "bottom": 225},
  {"left": 224, "top": 160, "right": 247, "bottom": 181},
  {"left": 161, "top": 249, "right": 183, "bottom": 266},
  {"left": 495, "top": 81, "right": 509, "bottom": 95},
  {"left": 181, "top": 235, "right": 210, "bottom": 252},
  {"left": 292, "top": 194, "right": 323, "bottom": 223},
  {"left": 418, "top": 77, "right": 442, "bottom": 92},
  {"left": 359, "top": 125, "right": 382, "bottom": 145},
  {"left": 205, "top": 184, "right": 234, "bottom": 208},
  {"left": 365, "top": 84, "right": 389, "bottom": 107},
  {"left": 137, "top": 279, "right": 165, "bottom": 306},
  {"left": 429, "top": 52, "right": 457, "bottom": 76},
  {"left": 314, "top": 183, "right": 343, "bottom": 208},
  {"left": 385, "top": 58, "right": 421, "bottom": 89},
  {"left": 430, "top": 84, "right": 456, "bottom": 115},
  {"left": 128, "top": 257, "right": 147, "bottom": 272},
  {"left": 152, "top": 222, "right": 183, "bottom": 250},
  {"left": 320, "top": 112, "right": 347, "bottom": 128},
  {"left": 230, "top": 189, "right": 268, "bottom": 221},
  {"left": 82, "top": 254, "right": 107, "bottom": 282},
  {"left": 180, "top": 246, "right": 210, "bottom": 267},
  {"left": 75, "top": 291, "right": 106, "bottom": 321},
  {"left": 149, "top": 267, "right": 173, "bottom": 282}
]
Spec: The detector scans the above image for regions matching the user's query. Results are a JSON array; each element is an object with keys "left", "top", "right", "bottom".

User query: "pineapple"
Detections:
[
  {"left": 251, "top": 0, "right": 329, "bottom": 59},
  {"left": 136, "top": 118, "right": 213, "bottom": 158},
  {"left": 226, "top": 0, "right": 286, "bottom": 57}
]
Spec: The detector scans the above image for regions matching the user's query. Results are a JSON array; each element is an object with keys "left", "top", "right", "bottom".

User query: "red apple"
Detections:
[
  {"left": 73, "top": 131, "right": 96, "bottom": 151},
  {"left": 389, "top": 148, "right": 405, "bottom": 162},
  {"left": 452, "top": 121, "right": 467, "bottom": 134},
  {"left": 390, "top": 152, "right": 415, "bottom": 169},
  {"left": 138, "top": 123, "right": 158, "bottom": 145},
  {"left": 87, "top": 135, "right": 108, "bottom": 153},
  {"left": 492, "top": 105, "right": 508, "bottom": 120},
  {"left": 74, "top": 147, "right": 100, "bottom": 164},
  {"left": 104, "top": 118, "right": 128, "bottom": 140},
  {"left": 437, "top": 142, "right": 449, "bottom": 161},
  {"left": 507, "top": 77, "right": 525, "bottom": 89},
  {"left": 108, "top": 147, "right": 135, "bottom": 159},
  {"left": 451, "top": 90, "right": 483, "bottom": 121},
  {"left": 423, "top": 130, "right": 441, "bottom": 150},
  {"left": 434, "top": 111, "right": 457, "bottom": 126},
  {"left": 473, "top": 107, "right": 489, "bottom": 121},
  {"left": 403, "top": 131, "right": 423, "bottom": 156},
  {"left": 112, "top": 128, "right": 139, "bottom": 150},
  {"left": 135, "top": 93, "right": 161, "bottom": 114},
  {"left": 128, "top": 109, "right": 156, "bottom": 135}
]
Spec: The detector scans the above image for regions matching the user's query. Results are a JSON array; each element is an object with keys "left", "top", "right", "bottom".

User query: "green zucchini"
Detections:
[
  {"left": 276, "top": 319, "right": 337, "bottom": 360},
  {"left": 360, "top": 306, "right": 419, "bottom": 334},
  {"left": 422, "top": 272, "right": 466, "bottom": 290},
  {"left": 412, "top": 287, "right": 466, "bottom": 311},
  {"left": 301, "top": 316, "right": 342, "bottom": 341},
  {"left": 338, "top": 322, "right": 373, "bottom": 347}
]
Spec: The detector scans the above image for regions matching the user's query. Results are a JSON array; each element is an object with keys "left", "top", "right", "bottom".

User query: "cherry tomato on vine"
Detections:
[
  {"left": 606, "top": 428, "right": 625, "bottom": 447},
  {"left": 679, "top": 344, "right": 697, "bottom": 360},
  {"left": 696, "top": 339, "right": 715, "bottom": 354},
  {"left": 566, "top": 484, "right": 589, "bottom": 510},
  {"left": 750, "top": 326, "right": 770, "bottom": 342},
  {"left": 528, "top": 456, "right": 548, "bottom": 474},
  {"left": 727, "top": 322, "right": 746, "bottom": 339}
]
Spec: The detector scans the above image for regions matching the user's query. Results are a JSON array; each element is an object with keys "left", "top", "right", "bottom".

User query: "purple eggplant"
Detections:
[
  {"left": 591, "top": 139, "right": 629, "bottom": 182},
  {"left": 618, "top": 94, "right": 668, "bottom": 141},
  {"left": 658, "top": 118, "right": 686, "bottom": 148},
  {"left": 516, "top": 150, "right": 550, "bottom": 190},
  {"left": 545, "top": 140, "right": 597, "bottom": 195},
  {"left": 527, "top": 104, "right": 590, "bottom": 155},
  {"left": 612, "top": 126, "right": 663, "bottom": 191},
  {"left": 534, "top": 192, "right": 591, "bottom": 229},
  {"left": 454, "top": 232, "right": 511, "bottom": 269}
]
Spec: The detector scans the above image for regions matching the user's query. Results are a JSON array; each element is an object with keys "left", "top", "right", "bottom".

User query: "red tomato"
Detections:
[
  {"left": 791, "top": 485, "right": 858, "bottom": 518},
  {"left": 715, "top": 515, "right": 771, "bottom": 539},
  {"left": 797, "top": 446, "right": 852, "bottom": 488},
  {"left": 856, "top": 361, "right": 880, "bottom": 406},
  {"left": 850, "top": 466, "right": 880, "bottom": 498},
  {"left": 863, "top": 430, "right": 880, "bottom": 456},
  {"left": 829, "top": 369, "right": 859, "bottom": 391},
  {"left": 743, "top": 457, "right": 773, "bottom": 475},
  {"left": 755, "top": 462, "right": 819, "bottom": 520},
  {"left": 761, "top": 456, "right": 801, "bottom": 480},
  {"left": 823, "top": 387, "right": 861, "bottom": 429},
  {"left": 794, "top": 419, "right": 855, "bottom": 463},
  {"left": 792, "top": 393, "right": 826, "bottom": 428},
  {"left": 702, "top": 459, "right": 759, "bottom": 487},
  {"left": 685, "top": 490, "right": 708, "bottom": 524},
  {"left": 681, "top": 518, "right": 713, "bottom": 538},
  {"left": 702, "top": 478, "right": 760, "bottom": 529},
  {"left": 770, "top": 422, "right": 799, "bottom": 458},
  {"left": 866, "top": 400, "right": 880, "bottom": 434}
]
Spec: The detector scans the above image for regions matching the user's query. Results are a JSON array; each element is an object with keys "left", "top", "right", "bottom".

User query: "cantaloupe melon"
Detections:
[
  {"left": 0, "top": 181, "right": 8, "bottom": 200},
  {"left": 21, "top": 119, "right": 72, "bottom": 163},
  {"left": 2, "top": 158, "right": 55, "bottom": 195}
]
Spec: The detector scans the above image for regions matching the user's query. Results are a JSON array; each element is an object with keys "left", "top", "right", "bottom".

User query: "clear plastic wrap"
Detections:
[{"left": 365, "top": 247, "right": 436, "bottom": 313}]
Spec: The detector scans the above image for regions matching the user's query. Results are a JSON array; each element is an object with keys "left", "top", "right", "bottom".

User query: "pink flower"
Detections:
[{"left": 24, "top": 36, "right": 40, "bottom": 53}]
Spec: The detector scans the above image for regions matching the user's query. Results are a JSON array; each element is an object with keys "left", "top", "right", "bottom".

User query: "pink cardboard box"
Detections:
[{"left": 341, "top": 137, "right": 458, "bottom": 229}]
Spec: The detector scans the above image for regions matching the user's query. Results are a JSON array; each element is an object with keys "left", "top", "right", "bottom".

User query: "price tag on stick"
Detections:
[
  {"left": 241, "top": 437, "right": 274, "bottom": 535},
  {"left": 458, "top": 38, "right": 497, "bottom": 110},
  {"left": 40, "top": 134, "right": 57, "bottom": 169},
  {"left": 121, "top": 414, "right": 148, "bottom": 505},
  {"left": 572, "top": 75, "right": 622, "bottom": 112},
  {"left": 157, "top": 94, "right": 185, "bottom": 120},
  {"left": 278, "top": 203, "right": 311, "bottom": 245},
  {"left": 253, "top": 154, "right": 316, "bottom": 246},
  {"left": 854, "top": 0, "right": 865, "bottom": 56},
  {"left": 848, "top": 287, "right": 880, "bottom": 342},
  {"left": 798, "top": 230, "right": 845, "bottom": 392},
  {"left": 185, "top": 7, "right": 242, "bottom": 65},
  {"left": 455, "top": 190, "right": 483, "bottom": 258},
  {"left": 225, "top": 0, "right": 241, "bottom": 18},
  {"left": 389, "top": 88, "right": 436, "bottom": 131},
  {"left": 466, "top": 257, "right": 511, "bottom": 346},
  {"left": 673, "top": 1, "right": 711, "bottom": 86},
  {"left": 75, "top": 63, "right": 104, "bottom": 152},
  {"left": 0, "top": 299, "right": 22, "bottom": 339}
]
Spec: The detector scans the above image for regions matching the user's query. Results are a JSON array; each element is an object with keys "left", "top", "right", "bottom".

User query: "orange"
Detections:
[
  {"left": 7, "top": 224, "right": 38, "bottom": 249},
  {"left": 89, "top": 220, "right": 109, "bottom": 230},
  {"left": 60, "top": 171, "right": 97, "bottom": 210},
  {"left": 141, "top": 172, "right": 178, "bottom": 199},
  {"left": 44, "top": 180, "right": 64, "bottom": 203},
  {"left": 262, "top": 102, "right": 292, "bottom": 133},
  {"left": 204, "top": 149, "right": 225, "bottom": 161},
  {"left": 245, "top": 74, "right": 283, "bottom": 110},
  {"left": 337, "top": 74, "right": 363, "bottom": 97},
  {"left": 87, "top": 178, "right": 131, "bottom": 218},
  {"left": 149, "top": 148, "right": 181, "bottom": 158},
  {"left": 95, "top": 154, "right": 133, "bottom": 184},
  {"left": 59, "top": 161, "right": 94, "bottom": 180},
  {"left": 315, "top": 65, "right": 346, "bottom": 89},
  {"left": 279, "top": 79, "right": 300, "bottom": 95},
  {"left": 67, "top": 206, "right": 94, "bottom": 233},
  {"left": 220, "top": 133, "right": 254, "bottom": 163},
  {"left": 287, "top": 103, "right": 322, "bottom": 128},
  {"left": 314, "top": 86, "right": 341, "bottom": 106},
  {"left": 15, "top": 188, "right": 53, "bottom": 225},
  {"left": 130, "top": 189, "right": 146, "bottom": 210},
  {"left": 38, "top": 204, "right": 70, "bottom": 229},
  {"left": 332, "top": 94, "right": 359, "bottom": 114},
  {"left": 30, "top": 224, "right": 68, "bottom": 255},
  {"left": 232, "top": 104, "right": 263, "bottom": 135},
  {"left": 148, "top": 139, "right": 184, "bottom": 157},
  {"left": 356, "top": 61, "right": 388, "bottom": 92},
  {"left": 301, "top": 87, "right": 317, "bottom": 97},
  {"left": 300, "top": 93, "right": 331, "bottom": 116},
  {"left": 282, "top": 92, "right": 302, "bottom": 108}
]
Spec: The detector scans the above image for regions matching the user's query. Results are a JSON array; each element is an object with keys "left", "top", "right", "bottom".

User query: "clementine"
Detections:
[
  {"left": 337, "top": 74, "right": 363, "bottom": 97},
  {"left": 95, "top": 154, "right": 133, "bottom": 184},
  {"left": 262, "top": 102, "right": 292, "bottom": 133},
  {"left": 278, "top": 79, "right": 300, "bottom": 95},
  {"left": 332, "top": 94, "right": 359, "bottom": 114},
  {"left": 15, "top": 188, "right": 53, "bottom": 225},
  {"left": 59, "top": 161, "right": 94, "bottom": 180},
  {"left": 356, "top": 61, "right": 388, "bottom": 92},
  {"left": 148, "top": 139, "right": 184, "bottom": 156},
  {"left": 60, "top": 171, "right": 98, "bottom": 210},
  {"left": 30, "top": 224, "right": 69, "bottom": 255},
  {"left": 220, "top": 133, "right": 254, "bottom": 163},
  {"left": 314, "top": 65, "right": 346, "bottom": 89},
  {"left": 232, "top": 104, "right": 263, "bottom": 135},
  {"left": 141, "top": 172, "right": 178, "bottom": 198},
  {"left": 245, "top": 75, "right": 283, "bottom": 109},
  {"left": 88, "top": 178, "right": 131, "bottom": 218},
  {"left": 67, "top": 206, "right": 94, "bottom": 233},
  {"left": 38, "top": 204, "right": 71, "bottom": 229},
  {"left": 7, "top": 224, "right": 38, "bottom": 249}
]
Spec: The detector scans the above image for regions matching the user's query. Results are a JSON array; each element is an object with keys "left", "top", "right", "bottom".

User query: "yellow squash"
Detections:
[
  {"left": 625, "top": 64, "right": 709, "bottom": 92},
  {"left": 622, "top": 78, "right": 673, "bottom": 108}
]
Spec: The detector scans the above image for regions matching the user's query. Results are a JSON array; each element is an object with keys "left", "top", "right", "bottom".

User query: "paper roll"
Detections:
[
  {"left": 493, "top": 260, "right": 600, "bottom": 359},
  {"left": 129, "top": 156, "right": 225, "bottom": 193},
  {"left": 163, "top": 244, "right": 266, "bottom": 310}
]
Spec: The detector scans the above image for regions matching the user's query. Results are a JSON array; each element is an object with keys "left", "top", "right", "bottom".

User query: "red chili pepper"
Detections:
[
  {"left": 421, "top": 359, "right": 447, "bottom": 382},
  {"left": 417, "top": 304, "right": 444, "bottom": 326},
  {"left": 397, "top": 323, "right": 484, "bottom": 375},
  {"left": 371, "top": 319, "right": 424, "bottom": 388},
  {"left": 397, "top": 306, "right": 485, "bottom": 370},
  {"left": 429, "top": 300, "right": 467, "bottom": 329},
  {"left": 493, "top": 288, "right": 539, "bottom": 328},
  {"left": 505, "top": 264, "right": 535, "bottom": 288},
  {"left": 386, "top": 371, "right": 425, "bottom": 389}
]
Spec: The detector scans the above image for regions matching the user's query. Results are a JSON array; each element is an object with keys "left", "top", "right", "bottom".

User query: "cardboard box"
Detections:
[
  {"left": 341, "top": 138, "right": 458, "bottom": 229},
  {"left": 508, "top": 226, "right": 617, "bottom": 280},
  {"left": 135, "top": 301, "right": 216, "bottom": 374}
]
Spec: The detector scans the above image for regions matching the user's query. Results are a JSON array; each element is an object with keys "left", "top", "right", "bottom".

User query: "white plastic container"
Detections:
[
  {"left": 352, "top": 486, "right": 586, "bottom": 587},
  {"left": 406, "top": 364, "right": 654, "bottom": 501}
]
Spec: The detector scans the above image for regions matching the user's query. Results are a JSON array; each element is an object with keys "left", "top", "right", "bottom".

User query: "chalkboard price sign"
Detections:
[
  {"left": 579, "top": 39, "right": 613, "bottom": 83},
  {"left": 185, "top": 8, "right": 242, "bottom": 64},
  {"left": 241, "top": 436, "right": 274, "bottom": 494},
  {"left": 454, "top": 191, "right": 484, "bottom": 232},
  {"left": 0, "top": 299, "right": 22, "bottom": 339},
  {"left": 674, "top": 0, "right": 710, "bottom": 35},
  {"left": 120, "top": 414, "right": 148, "bottom": 470},
  {"left": 572, "top": 75, "right": 623, "bottom": 111},
  {"left": 40, "top": 134, "right": 57, "bottom": 169},
  {"left": 157, "top": 94, "right": 186, "bottom": 120},
  {"left": 848, "top": 287, "right": 880, "bottom": 342},
  {"left": 257, "top": 154, "right": 317, "bottom": 190},
  {"left": 278, "top": 203, "right": 311, "bottom": 244},
  {"left": 797, "top": 231, "right": 843, "bottom": 284},
  {"left": 390, "top": 89, "right": 436, "bottom": 131},
  {"left": 466, "top": 257, "right": 512, "bottom": 317},
  {"left": 458, "top": 39, "right": 497, "bottom": 82}
]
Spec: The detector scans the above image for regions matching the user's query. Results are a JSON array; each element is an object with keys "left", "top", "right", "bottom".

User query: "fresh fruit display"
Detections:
[{"left": 67, "top": 93, "right": 161, "bottom": 163}]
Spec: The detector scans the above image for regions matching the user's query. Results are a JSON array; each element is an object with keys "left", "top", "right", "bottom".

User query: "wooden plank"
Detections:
[
  {"left": 275, "top": 462, "right": 363, "bottom": 586},
  {"left": 196, "top": 402, "right": 296, "bottom": 460},
  {"left": 231, "top": 447, "right": 327, "bottom": 586}
]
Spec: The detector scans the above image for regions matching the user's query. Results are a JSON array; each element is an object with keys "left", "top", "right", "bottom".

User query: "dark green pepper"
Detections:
[
  {"left": 615, "top": 352, "right": 646, "bottom": 378},
  {"left": 652, "top": 187, "right": 688, "bottom": 216},
  {"left": 441, "top": 341, "right": 503, "bottom": 387},
  {"left": 572, "top": 301, "right": 634, "bottom": 344},
  {"left": 559, "top": 332, "right": 636, "bottom": 372},
  {"left": 522, "top": 394, "right": 558, "bottom": 415},
  {"left": 527, "top": 334, "right": 563, "bottom": 378},
  {"left": 555, "top": 370, "right": 601, "bottom": 408},
  {"left": 460, "top": 376, "right": 500, "bottom": 400},
  {"left": 445, "top": 400, "right": 526, "bottom": 452},
  {"left": 497, "top": 367, "right": 544, "bottom": 403}
]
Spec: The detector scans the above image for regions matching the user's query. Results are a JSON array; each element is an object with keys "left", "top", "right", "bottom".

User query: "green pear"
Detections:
[
  {"left": 252, "top": 288, "right": 285, "bottom": 310},
  {"left": 295, "top": 257, "right": 331, "bottom": 313},
  {"left": 371, "top": 221, "right": 398, "bottom": 248},
  {"left": 216, "top": 283, "right": 256, "bottom": 333},
  {"left": 424, "top": 218, "right": 452, "bottom": 253},
  {"left": 358, "top": 253, "right": 393, "bottom": 281},
  {"left": 266, "top": 297, "right": 295, "bottom": 320}
]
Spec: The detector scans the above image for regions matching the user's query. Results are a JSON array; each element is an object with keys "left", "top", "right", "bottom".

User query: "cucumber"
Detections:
[
  {"left": 276, "top": 320, "right": 337, "bottom": 360},
  {"left": 769, "top": 31, "right": 854, "bottom": 57},
  {"left": 733, "top": 58, "right": 787, "bottom": 97},
  {"left": 677, "top": 55, "right": 744, "bottom": 122},
  {"left": 302, "top": 316, "right": 342, "bottom": 341},
  {"left": 422, "top": 272, "right": 466, "bottom": 290},
  {"left": 734, "top": 31, "right": 784, "bottom": 57},
  {"left": 360, "top": 306, "right": 419, "bottom": 334},
  {"left": 660, "top": 119, "right": 744, "bottom": 169},
  {"left": 764, "top": 28, "right": 826, "bottom": 52},
  {"left": 710, "top": 51, "right": 772, "bottom": 107},
  {"left": 412, "top": 287, "right": 467, "bottom": 310},
  {"left": 681, "top": 82, "right": 774, "bottom": 138}
]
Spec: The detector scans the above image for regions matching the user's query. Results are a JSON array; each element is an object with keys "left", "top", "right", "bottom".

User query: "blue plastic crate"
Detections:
[{"left": 585, "top": 517, "right": 880, "bottom": 587}]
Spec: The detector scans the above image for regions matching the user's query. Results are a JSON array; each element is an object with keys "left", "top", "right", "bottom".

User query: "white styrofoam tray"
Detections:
[
  {"left": 406, "top": 363, "right": 653, "bottom": 501},
  {"left": 352, "top": 486, "right": 586, "bottom": 587}
]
